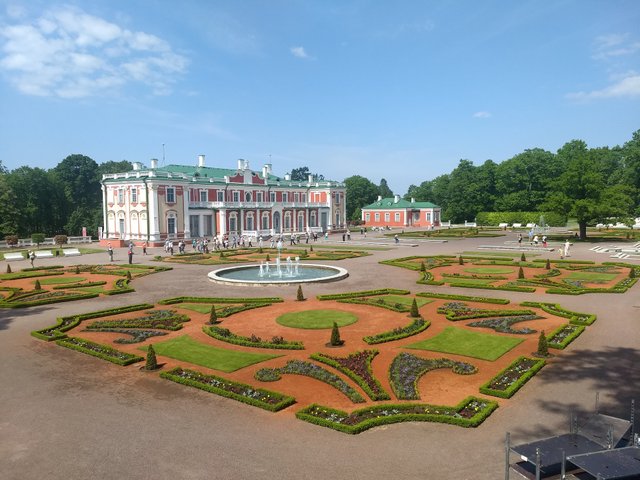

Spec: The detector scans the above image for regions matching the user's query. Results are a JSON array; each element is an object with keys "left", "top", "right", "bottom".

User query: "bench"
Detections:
[
  {"left": 512, "top": 223, "right": 522, "bottom": 228},
  {"left": 3, "top": 252, "right": 25, "bottom": 261},
  {"left": 34, "top": 250, "right": 55, "bottom": 259},
  {"left": 62, "top": 248, "right": 81, "bottom": 256},
  {"left": 498, "top": 223, "right": 509, "bottom": 228}
]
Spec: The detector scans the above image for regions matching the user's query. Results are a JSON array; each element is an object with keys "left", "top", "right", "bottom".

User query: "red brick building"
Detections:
[{"left": 361, "top": 195, "right": 441, "bottom": 228}]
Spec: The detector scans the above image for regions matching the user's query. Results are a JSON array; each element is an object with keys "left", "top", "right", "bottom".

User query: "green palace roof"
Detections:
[{"left": 362, "top": 197, "right": 440, "bottom": 210}]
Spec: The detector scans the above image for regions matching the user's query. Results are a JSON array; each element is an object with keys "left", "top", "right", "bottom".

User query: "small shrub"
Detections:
[
  {"left": 545, "top": 259, "right": 551, "bottom": 270},
  {"left": 126, "top": 270, "right": 132, "bottom": 280},
  {"left": 32, "top": 233, "right": 46, "bottom": 246},
  {"left": 520, "top": 253, "right": 526, "bottom": 262},
  {"left": 537, "top": 331, "right": 549, "bottom": 357},
  {"left": 630, "top": 268, "right": 636, "bottom": 279},
  {"left": 209, "top": 308, "right": 219, "bottom": 325},
  {"left": 75, "top": 266, "right": 80, "bottom": 274},
  {"left": 34, "top": 279, "right": 42, "bottom": 290},
  {"left": 266, "top": 254, "right": 271, "bottom": 261},
  {"left": 219, "top": 252, "right": 225, "bottom": 258},
  {"left": 6, "top": 264, "right": 11, "bottom": 273},
  {"left": 258, "top": 247, "right": 263, "bottom": 253},
  {"left": 54, "top": 234, "right": 68, "bottom": 246},
  {"left": 409, "top": 298, "right": 420, "bottom": 318},
  {"left": 296, "top": 285, "right": 305, "bottom": 301},
  {"left": 250, "top": 334, "right": 262, "bottom": 343},
  {"left": 145, "top": 344, "right": 158, "bottom": 370},
  {"left": 518, "top": 266, "right": 524, "bottom": 279},
  {"left": 310, "top": 245, "right": 314, "bottom": 252},
  {"left": 330, "top": 322, "right": 344, "bottom": 346},
  {"left": 458, "top": 256, "right": 464, "bottom": 265},
  {"left": 420, "top": 261, "right": 426, "bottom": 272},
  {"left": 5, "top": 235, "right": 19, "bottom": 247}
]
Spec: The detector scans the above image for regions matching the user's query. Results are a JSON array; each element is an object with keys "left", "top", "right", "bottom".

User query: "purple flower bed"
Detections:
[
  {"left": 480, "top": 356, "right": 545, "bottom": 398},
  {"left": 389, "top": 353, "right": 477, "bottom": 400},
  {"left": 467, "top": 314, "right": 542, "bottom": 334}
]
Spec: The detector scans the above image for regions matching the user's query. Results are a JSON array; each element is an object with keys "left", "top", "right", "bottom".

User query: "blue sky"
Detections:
[{"left": 1, "top": 1, "right": 639, "bottom": 194}]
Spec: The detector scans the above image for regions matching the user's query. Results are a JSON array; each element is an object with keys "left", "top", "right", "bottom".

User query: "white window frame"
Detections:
[
  {"left": 131, "top": 187, "right": 137, "bottom": 203},
  {"left": 217, "top": 191, "right": 224, "bottom": 202},
  {"left": 233, "top": 191, "right": 240, "bottom": 202},
  {"left": 395, "top": 212, "right": 400, "bottom": 222},
  {"left": 200, "top": 190, "right": 208, "bottom": 202},
  {"left": 166, "top": 187, "right": 176, "bottom": 204},
  {"left": 385, "top": 212, "right": 390, "bottom": 222},
  {"left": 117, "top": 188, "right": 124, "bottom": 204}
]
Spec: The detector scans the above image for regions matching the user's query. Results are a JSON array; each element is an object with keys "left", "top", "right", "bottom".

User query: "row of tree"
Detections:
[
  {"left": 344, "top": 130, "right": 640, "bottom": 239},
  {"left": 0, "top": 155, "right": 131, "bottom": 239}
]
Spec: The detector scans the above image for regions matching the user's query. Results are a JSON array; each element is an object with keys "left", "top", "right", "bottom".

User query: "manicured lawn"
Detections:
[
  {"left": 78, "top": 286, "right": 106, "bottom": 293},
  {"left": 405, "top": 326, "right": 524, "bottom": 361},
  {"left": 38, "top": 277, "right": 87, "bottom": 285},
  {"left": 566, "top": 271, "right": 617, "bottom": 283},
  {"left": 276, "top": 309, "right": 358, "bottom": 329},
  {"left": 464, "top": 267, "right": 515, "bottom": 274},
  {"left": 145, "top": 335, "right": 281, "bottom": 372},
  {"left": 378, "top": 295, "right": 432, "bottom": 307},
  {"left": 180, "top": 303, "right": 215, "bottom": 314},
  {"left": 448, "top": 278, "right": 498, "bottom": 286}
]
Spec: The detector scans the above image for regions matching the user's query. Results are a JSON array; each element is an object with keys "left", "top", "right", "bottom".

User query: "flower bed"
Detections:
[
  {"left": 479, "top": 356, "right": 545, "bottom": 399},
  {"left": 336, "top": 297, "right": 409, "bottom": 312},
  {"left": 83, "top": 328, "right": 168, "bottom": 344},
  {"left": 56, "top": 336, "right": 144, "bottom": 366},
  {"left": 85, "top": 309, "right": 190, "bottom": 331},
  {"left": 31, "top": 303, "right": 155, "bottom": 341},
  {"left": 1, "top": 290, "right": 98, "bottom": 308},
  {"left": 255, "top": 360, "right": 365, "bottom": 403},
  {"left": 204, "top": 325, "right": 304, "bottom": 350},
  {"left": 161, "top": 367, "right": 295, "bottom": 412},
  {"left": 389, "top": 353, "right": 477, "bottom": 400},
  {"left": 316, "top": 289, "right": 410, "bottom": 301},
  {"left": 52, "top": 281, "right": 108, "bottom": 290},
  {"left": 158, "top": 296, "right": 283, "bottom": 305},
  {"left": 296, "top": 396, "right": 498, "bottom": 434},
  {"left": 363, "top": 318, "right": 430, "bottom": 344},
  {"left": 416, "top": 292, "right": 510, "bottom": 305},
  {"left": 467, "top": 315, "right": 542, "bottom": 334},
  {"left": 520, "top": 302, "right": 596, "bottom": 326},
  {"left": 311, "top": 350, "right": 390, "bottom": 401},
  {"left": 546, "top": 324, "right": 585, "bottom": 349}
]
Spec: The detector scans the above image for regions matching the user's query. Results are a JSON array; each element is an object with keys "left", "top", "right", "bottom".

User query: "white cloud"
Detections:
[
  {"left": 0, "top": 5, "right": 189, "bottom": 98},
  {"left": 592, "top": 33, "right": 640, "bottom": 60},
  {"left": 290, "top": 46, "right": 309, "bottom": 59},
  {"left": 473, "top": 111, "right": 492, "bottom": 118},
  {"left": 567, "top": 73, "right": 640, "bottom": 101}
]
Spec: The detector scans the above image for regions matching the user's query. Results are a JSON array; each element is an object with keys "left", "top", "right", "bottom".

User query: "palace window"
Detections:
[
  {"left": 375, "top": 213, "right": 380, "bottom": 222},
  {"left": 365, "top": 213, "right": 370, "bottom": 222},
  {"left": 166, "top": 187, "right": 176, "bottom": 204},
  {"left": 131, "top": 188, "right": 137, "bottom": 203},
  {"left": 217, "top": 191, "right": 224, "bottom": 202},
  {"left": 200, "top": 190, "right": 207, "bottom": 202},
  {"left": 117, "top": 189, "right": 124, "bottom": 204},
  {"left": 282, "top": 192, "right": 288, "bottom": 202},
  {"left": 395, "top": 212, "right": 400, "bottom": 222},
  {"left": 257, "top": 191, "right": 263, "bottom": 202},
  {"left": 245, "top": 192, "right": 252, "bottom": 202},
  {"left": 233, "top": 191, "right": 240, "bottom": 202},
  {"left": 270, "top": 192, "right": 276, "bottom": 202},
  {"left": 385, "top": 212, "right": 390, "bottom": 222}
]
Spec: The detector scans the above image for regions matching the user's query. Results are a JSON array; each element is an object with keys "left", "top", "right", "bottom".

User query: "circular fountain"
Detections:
[{"left": 208, "top": 238, "right": 348, "bottom": 286}]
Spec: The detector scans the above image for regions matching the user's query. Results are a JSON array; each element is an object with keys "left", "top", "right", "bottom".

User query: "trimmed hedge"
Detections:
[
  {"left": 475, "top": 211, "right": 567, "bottom": 227},
  {"left": 416, "top": 292, "right": 510, "bottom": 305},
  {"left": 546, "top": 324, "right": 585, "bottom": 349},
  {"left": 1, "top": 290, "right": 99, "bottom": 308},
  {"left": 56, "top": 337, "right": 144, "bottom": 366},
  {"left": 438, "top": 308, "right": 536, "bottom": 322},
  {"left": 158, "top": 296, "right": 283, "bottom": 305},
  {"left": 317, "top": 289, "right": 410, "bottom": 301},
  {"left": 203, "top": 325, "right": 304, "bottom": 350},
  {"left": 31, "top": 303, "right": 155, "bottom": 341},
  {"left": 479, "top": 356, "right": 545, "bottom": 399},
  {"left": 296, "top": 396, "right": 498, "bottom": 434},
  {"left": 520, "top": 301, "right": 596, "bottom": 326},
  {"left": 363, "top": 318, "right": 430, "bottom": 344},
  {"left": 160, "top": 367, "right": 295, "bottom": 412}
]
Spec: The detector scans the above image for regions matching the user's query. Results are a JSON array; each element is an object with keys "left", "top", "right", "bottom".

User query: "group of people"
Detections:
[{"left": 516, "top": 232, "right": 572, "bottom": 258}]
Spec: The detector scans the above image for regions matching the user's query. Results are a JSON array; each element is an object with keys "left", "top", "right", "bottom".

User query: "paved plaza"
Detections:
[{"left": 1, "top": 234, "right": 638, "bottom": 480}]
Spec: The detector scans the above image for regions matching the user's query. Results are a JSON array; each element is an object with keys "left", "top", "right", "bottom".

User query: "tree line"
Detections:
[
  {"left": 0, "top": 155, "right": 131, "bottom": 239},
  {"left": 344, "top": 130, "right": 640, "bottom": 239}
]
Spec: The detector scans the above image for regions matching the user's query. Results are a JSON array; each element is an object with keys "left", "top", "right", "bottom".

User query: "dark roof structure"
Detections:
[{"left": 567, "top": 446, "right": 640, "bottom": 479}]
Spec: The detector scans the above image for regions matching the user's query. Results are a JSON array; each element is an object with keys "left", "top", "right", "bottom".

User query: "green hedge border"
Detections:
[
  {"left": 56, "top": 337, "right": 143, "bottom": 366},
  {"left": 363, "top": 318, "right": 430, "bottom": 344},
  {"left": 158, "top": 296, "right": 283, "bottom": 305},
  {"left": 296, "top": 396, "right": 498, "bottom": 434},
  {"left": 519, "top": 302, "right": 596, "bottom": 326},
  {"left": 316, "top": 289, "right": 410, "bottom": 301},
  {"left": 160, "top": 367, "right": 295, "bottom": 412},
  {"left": 479, "top": 356, "right": 545, "bottom": 399},
  {"left": 546, "top": 324, "right": 585, "bottom": 349},
  {"left": 416, "top": 292, "right": 510, "bottom": 305}
]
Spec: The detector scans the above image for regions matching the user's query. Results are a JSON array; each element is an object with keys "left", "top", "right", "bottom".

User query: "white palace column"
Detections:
[{"left": 148, "top": 184, "right": 161, "bottom": 242}]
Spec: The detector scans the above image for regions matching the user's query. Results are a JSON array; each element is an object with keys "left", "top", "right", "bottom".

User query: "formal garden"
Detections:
[{"left": 24, "top": 266, "right": 607, "bottom": 433}]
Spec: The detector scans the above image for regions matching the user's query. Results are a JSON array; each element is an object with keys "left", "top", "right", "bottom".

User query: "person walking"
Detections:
[
  {"left": 28, "top": 250, "right": 35, "bottom": 267},
  {"left": 107, "top": 243, "right": 114, "bottom": 262},
  {"left": 142, "top": 241, "right": 147, "bottom": 255},
  {"left": 394, "top": 234, "right": 399, "bottom": 244},
  {"left": 128, "top": 246, "right": 134, "bottom": 264}
]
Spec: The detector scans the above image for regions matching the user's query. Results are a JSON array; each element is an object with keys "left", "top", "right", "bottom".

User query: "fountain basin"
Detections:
[{"left": 208, "top": 263, "right": 348, "bottom": 286}]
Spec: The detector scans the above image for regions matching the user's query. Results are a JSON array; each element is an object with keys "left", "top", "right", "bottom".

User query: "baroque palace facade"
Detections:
[{"left": 101, "top": 155, "right": 346, "bottom": 245}]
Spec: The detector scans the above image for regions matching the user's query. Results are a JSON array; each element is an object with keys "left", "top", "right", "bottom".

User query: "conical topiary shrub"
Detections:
[
  {"left": 545, "top": 258, "right": 551, "bottom": 270},
  {"left": 209, "top": 307, "right": 219, "bottom": 325},
  {"left": 329, "top": 322, "right": 344, "bottom": 346},
  {"left": 34, "top": 279, "right": 42, "bottom": 290},
  {"left": 409, "top": 298, "right": 420, "bottom": 318},
  {"left": 458, "top": 256, "right": 464, "bottom": 265},
  {"left": 296, "top": 285, "right": 305, "bottom": 301},
  {"left": 537, "top": 331, "right": 549, "bottom": 357},
  {"left": 520, "top": 253, "right": 526, "bottom": 262},
  {"left": 145, "top": 344, "right": 159, "bottom": 370},
  {"left": 518, "top": 266, "right": 525, "bottom": 279},
  {"left": 75, "top": 266, "right": 80, "bottom": 274},
  {"left": 420, "top": 261, "right": 426, "bottom": 272},
  {"left": 6, "top": 264, "right": 11, "bottom": 273},
  {"left": 265, "top": 254, "right": 270, "bottom": 262},
  {"left": 126, "top": 270, "right": 132, "bottom": 281},
  {"left": 310, "top": 245, "right": 313, "bottom": 252},
  {"left": 630, "top": 268, "right": 636, "bottom": 279}
]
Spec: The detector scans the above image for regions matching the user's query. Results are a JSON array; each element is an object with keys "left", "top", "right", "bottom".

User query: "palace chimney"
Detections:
[{"left": 198, "top": 154, "right": 206, "bottom": 167}]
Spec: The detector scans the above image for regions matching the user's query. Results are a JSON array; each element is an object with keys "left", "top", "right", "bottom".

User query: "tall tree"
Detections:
[
  {"left": 53, "top": 154, "right": 101, "bottom": 207},
  {"left": 290, "top": 166, "right": 310, "bottom": 181},
  {"left": 378, "top": 178, "right": 393, "bottom": 198},
  {"left": 344, "top": 175, "right": 379, "bottom": 221},
  {"left": 98, "top": 160, "right": 133, "bottom": 176},
  {"left": 0, "top": 173, "right": 19, "bottom": 238}
]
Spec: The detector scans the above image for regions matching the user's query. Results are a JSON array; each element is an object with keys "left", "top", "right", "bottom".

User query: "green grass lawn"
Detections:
[
  {"left": 180, "top": 303, "right": 216, "bottom": 314},
  {"left": 78, "top": 286, "right": 106, "bottom": 293},
  {"left": 276, "top": 309, "right": 358, "bottom": 329},
  {"left": 38, "top": 277, "right": 87, "bottom": 285},
  {"left": 405, "top": 326, "right": 524, "bottom": 361},
  {"left": 448, "top": 278, "right": 498, "bottom": 286},
  {"left": 464, "top": 267, "right": 515, "bottom": 274},
  {"left": 378, "top": 295, "right": 432, "bottom": 307},
  {"left": 144, "top": 335, "right": 281, "bottom": 372},
  {"left": 566, "top": 271, "right": 618, "bottom": 283}
]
